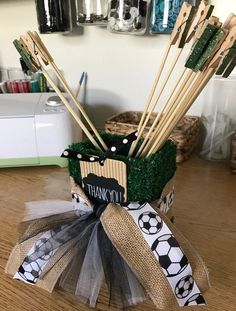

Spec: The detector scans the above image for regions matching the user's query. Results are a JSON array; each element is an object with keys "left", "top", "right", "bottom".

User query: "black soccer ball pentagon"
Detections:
[
  {"left": 151, "top": 234, "right": 188, "bottom": 276},
  {"left": 175, "top": 275, "right": 194, "bottom": 299},
  {"left": 138, "top": 212, "right": 163, "bottom": 235},
  {"left": 18, "top": 261, "right": 41, "bottom": 284},
  {"left": 184, "top": 293, "right": 206, "bottom": 306},
  {"left": 126, "top": 202, "right": 146, "bottom": 211}
]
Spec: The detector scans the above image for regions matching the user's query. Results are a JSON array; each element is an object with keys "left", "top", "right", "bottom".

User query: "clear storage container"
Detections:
[
  {"left": 35, "top": 0, "right": 72, "bottom": 34},
  {"left": 107, "top": 0, "right": 149, "bottom": 35},
  {"left": 199, "top": 76, "right": 236, "bottom": 161},
  {"left": 149, "top": 0, "right": 196, "bottom": 35},
  {"left": 76, "top": 0, "right": 108, "bottom": 25}
]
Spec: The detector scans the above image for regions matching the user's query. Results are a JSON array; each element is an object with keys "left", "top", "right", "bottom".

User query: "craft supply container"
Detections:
[
  {"left": 149, "top": 0, "right": 195, "bottom": 34},
  {"left": 76, "top": 0, "right": 108, "bottom": 25},
  {"left": 199, "top": 76, "right": 236, "bottom": 161},
  {"left": 0, "top": 68, "right": 9, "bottom": 82},
  {"left": 67, "top": 133, "right": 176, "bottom": 203},
  {"left": 104, "top": 112, "right": 201, "bottom": 163},
  {"left": 8, "top": 67, "right": 25, "bottom": 81},
  {"left": 35, "top": 0, "right": 72, "bottom": 34},
  {"left": 107, "top": 0, "right": 149, "bottom": 35},
  {"left": 0, "top": 68, "right": 9, "bottom": 93}
]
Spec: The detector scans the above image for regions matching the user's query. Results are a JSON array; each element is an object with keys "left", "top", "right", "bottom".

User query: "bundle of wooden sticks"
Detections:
[
  {"left": 129, "top": 1, "right": 236, "bottom": 158},
  {"left": 13, "top": 31, "right": 108, "bottom": 153},
  {"left": 13, "top": 0, "right": 236, "bottom": 159}
]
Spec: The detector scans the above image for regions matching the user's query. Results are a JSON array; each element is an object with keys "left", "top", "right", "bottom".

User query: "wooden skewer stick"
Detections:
[
  {"left": 142, "top": 19, "right": 230, "bottom": 156},
  {"left": 182, "top": 69, "right": 215, "bottom": 113},
  {"left": 153, "top": 70, "right": 214, "bottom": 153},
  {"left": 147, "top": 71, "right": 203, "bottom": 156},
  {"left": 136, "top": 2, "right": 216, "bottom": 157},
  {"left": 139, "top": 69, "right": 197, "bottom": 157},
  {"left": 149, "top": 21, "right": 236, "bottom": 155},
  {"left": 141, "top": 19, "right": 223, "bottom": 156},
  {"left": 128, "top": 2, "right": 195, "bottom": 157},
  {"left": 135, "top": 66, "right": 188, "bottom": 158},
  {"left": 150, "top": 68, "right": 215, "bottom": 155},
  {"left": 27, "top": 31, "right": 108, "bottom": 151},
  {"left": 128, "top": 44, "right": 172, "bottom": 156},
  {"left": 41, "top": 68, "right": 103, "bottom": 151},
  {"left": 129, "top": 48, "right": 183, "bottom": 156},
  {"left": 14, "top": 38, "right": 102, "bottom": 150},
  {"left": 148, "top": 72, "right": 205, "bottom": 155},
  {"left": 50, "top": 62, "right": 107, "bottom": 151},
  {"left": 138, "top": 44, "right": 171, "bottom": 130}
]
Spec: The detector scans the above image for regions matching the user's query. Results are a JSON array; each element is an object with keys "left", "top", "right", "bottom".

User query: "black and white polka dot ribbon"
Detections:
[{"left": 61, "top": 131, "right": 138, "bottom": 165}]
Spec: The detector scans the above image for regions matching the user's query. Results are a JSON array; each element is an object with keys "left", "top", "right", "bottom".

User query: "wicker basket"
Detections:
[
  {"left": 231, "top": 133, "right": 236, "bottom": 173},
  {"left": 105, "top": 111, "right": 201, "bottom": 163}
]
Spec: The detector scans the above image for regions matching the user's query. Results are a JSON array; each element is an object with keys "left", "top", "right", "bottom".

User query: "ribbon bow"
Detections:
[
  {"left": 61, "top": 131, "right": 138, "bottom": 165},
  {"left": 9, "top": 183, "right": 207, "bottom": 310}
]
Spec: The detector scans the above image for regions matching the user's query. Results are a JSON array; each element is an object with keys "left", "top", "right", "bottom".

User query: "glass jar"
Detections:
[
  {"left": 107, "top": 0, "right": 149, "bottom": 35},
  {"left": 199, "top": 76, "right": 236, "bottom": 161},
  {"left": 76, "top": 0, "right": 108, "bottom": 25},
  {"left": 149, "top": 0, "right": 196, "bottom": 35},
  {"left": 7, "top": 67, "right": 25, "bottom": 81},
  {"left": 0, "top": 68, "right": 9, "bottom": 82},
  {"left": 35, "top": 0, "right": 72, "bottom": 34}
]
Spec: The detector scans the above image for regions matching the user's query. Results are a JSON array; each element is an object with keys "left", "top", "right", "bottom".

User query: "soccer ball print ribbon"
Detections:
[
  {"left": 13, "top": 189, "right": 205, "bottom": 308},
  {"left": 123, "top": 202, "right": 206, "bottom": 307}
]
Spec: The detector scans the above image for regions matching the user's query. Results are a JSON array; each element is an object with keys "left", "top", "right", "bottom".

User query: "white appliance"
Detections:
[{"left": 0, "top": 93, "right": 81, "bottom": 167}]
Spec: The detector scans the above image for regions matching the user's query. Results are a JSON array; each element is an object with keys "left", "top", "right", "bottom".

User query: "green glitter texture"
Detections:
[
  {"left": 185, "top": 24, "right": 219, "bottom": 69},
  {"left": 68, "top": 133, "right": 177, "bottom": 202},
  {"left": 193, "top": 29, "right": 225, "bottom": 72}
]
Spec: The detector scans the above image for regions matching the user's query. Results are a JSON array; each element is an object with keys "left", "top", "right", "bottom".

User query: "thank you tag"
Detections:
[{"left": 80, "top": 159, "right": 127, "bottom": 204}]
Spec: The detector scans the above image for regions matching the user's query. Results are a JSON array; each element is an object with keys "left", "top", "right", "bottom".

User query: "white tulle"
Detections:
[
  {"left": 75, "top": 222, "right": 104, "bottom": 307},
  {"left": 24, "top": 200, "right": 74, "bottom": 221},
  {"left": 124, "top": 262, "right": 147, "bottom": 305}
]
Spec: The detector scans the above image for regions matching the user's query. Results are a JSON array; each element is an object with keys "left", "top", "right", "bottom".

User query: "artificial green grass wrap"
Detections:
[{"left": 68, "top": 133, "right": 177, "bottom": 202}]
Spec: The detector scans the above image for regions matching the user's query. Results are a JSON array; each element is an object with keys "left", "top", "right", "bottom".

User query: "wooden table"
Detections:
[{"left": 0, "top": 157, "right": 236, "bottom": 311}]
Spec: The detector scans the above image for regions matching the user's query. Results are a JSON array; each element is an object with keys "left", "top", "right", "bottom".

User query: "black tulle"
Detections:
[
  {"left": 98, "top": 223, "right": 134, "bottom": 308},
  {"left": 23, "top": 203, "right": 146, "bottom": 308}
]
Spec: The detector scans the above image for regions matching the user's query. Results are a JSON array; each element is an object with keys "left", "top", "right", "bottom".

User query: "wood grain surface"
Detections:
[{"left": 0, "top": 156, "right": 236, "bottom": 311}]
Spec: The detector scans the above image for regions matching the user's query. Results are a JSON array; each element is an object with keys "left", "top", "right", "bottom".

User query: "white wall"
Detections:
[{"left": 0, "top": 0, "right": 235, "bottom": 127}]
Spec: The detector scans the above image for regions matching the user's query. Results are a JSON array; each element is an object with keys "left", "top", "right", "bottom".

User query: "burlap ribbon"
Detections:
[
  {"left": 5, "top": 181, "right": 209, "bottom": 310},
  {"left": 101, "top": 204, "right": 209, "bottom": 309}
]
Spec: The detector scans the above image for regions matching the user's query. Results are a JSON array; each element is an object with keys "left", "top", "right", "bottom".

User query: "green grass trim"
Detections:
[{"left": 68, "top": 132, "right": 177, "bottom": 202}]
